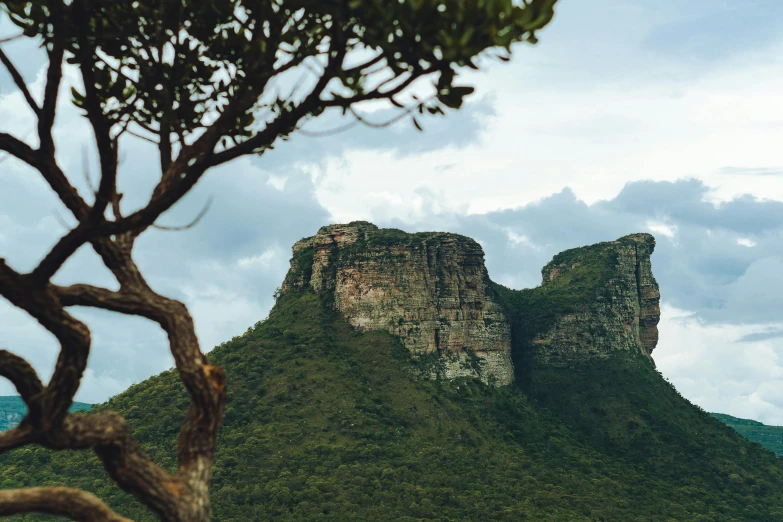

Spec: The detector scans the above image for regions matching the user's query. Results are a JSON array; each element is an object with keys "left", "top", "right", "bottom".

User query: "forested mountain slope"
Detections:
[
  {"left": 2, "top": 224, "right": 782, "bottom": 521},
  {"left": 711, "top": 413, "right": 783, "bottom": 456}
]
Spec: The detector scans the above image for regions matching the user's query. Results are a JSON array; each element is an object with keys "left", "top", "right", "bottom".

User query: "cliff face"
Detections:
[
  {"left": 282, "top": 222, "right": 514, "bottom": 385},
  {"left": 282, "top": 223, "right": 661, "bottom": 384},
  {"left": 527, "top": 233, "right": 661, "bottom": 365}
]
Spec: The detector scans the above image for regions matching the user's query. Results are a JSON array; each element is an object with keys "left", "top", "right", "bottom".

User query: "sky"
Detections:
[{"left": 2, "top": 0, "right": 783, "bottom": 423}]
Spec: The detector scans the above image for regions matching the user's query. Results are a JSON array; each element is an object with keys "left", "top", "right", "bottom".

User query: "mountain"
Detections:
[
  {"left": 711, "top": 413, "right": 783, "bottom": 456},
  {"left": 3, "top": 222, "right": 783, "bottom": 521},
  {"left": 0, "top": 396, "right": 91, "bottom": 432}
]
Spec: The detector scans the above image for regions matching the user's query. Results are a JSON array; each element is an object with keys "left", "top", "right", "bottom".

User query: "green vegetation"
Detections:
[
  {"left": 0, "top": 397, "right": 91, "bottom": 432},
  {"left": 712, "top": 413, "right": 783, "bottom": 456},
  {"left": 2, "top": 288, "right": 783, "bottom": 521},
  {"left": 491, "top": 246, "right": 615, "bottom": 376}
]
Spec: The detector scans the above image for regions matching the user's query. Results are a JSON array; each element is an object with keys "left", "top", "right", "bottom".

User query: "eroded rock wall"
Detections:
[
  {"left": 532, "top": 233, "right": 661, "bottom": 364},
  {"left": 282, "top": 222, "right": 514, "bottom": 385},
  {"left": 282, "top": 223, "right": 662, "bottom": 381}
]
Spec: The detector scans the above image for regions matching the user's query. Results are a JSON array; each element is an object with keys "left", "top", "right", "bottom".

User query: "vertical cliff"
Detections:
[
  {"left": 282, "top": 222, "right": 514, "bottom": 385},
  {"left": 496, "top": 233, "right": 661, "bottom": 366},
  {"left": 282, "top": 223, "right": 661, "bottom": 384}
]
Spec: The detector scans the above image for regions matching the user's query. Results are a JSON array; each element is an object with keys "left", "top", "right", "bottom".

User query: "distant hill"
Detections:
[
  {"left": 0, "top": 396, "right": 92, "bottom": 432},
  {"left": 3, "top": 224, "right": 783, "bottom": 521},
  {"left": 711, "top": 412, "right": 783, "bottom": 456}
]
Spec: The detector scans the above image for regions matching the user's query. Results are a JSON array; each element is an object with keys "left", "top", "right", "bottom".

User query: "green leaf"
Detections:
[{"left": 70, "top": 87, "right": 85, "bottom": 103}]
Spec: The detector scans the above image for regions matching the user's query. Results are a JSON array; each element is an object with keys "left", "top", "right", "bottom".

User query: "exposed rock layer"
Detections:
[
  {"left": 283, "top": 222, "right": 514, "bottom": 385},
  {"left": 282, "top": 223, "right": 661, "bottom": 384},
  {"left": 532, "top": 233, "right": 660, "bottom": 364}
]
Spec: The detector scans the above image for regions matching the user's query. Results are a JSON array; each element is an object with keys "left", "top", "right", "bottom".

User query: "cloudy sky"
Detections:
[{"left": 2, "top": 0, "right": 783, "bottom": 423}]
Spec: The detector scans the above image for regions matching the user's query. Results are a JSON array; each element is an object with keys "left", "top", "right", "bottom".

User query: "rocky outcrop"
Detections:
[
  {"left": 282, "top": 223, "right": 661, "bottom": 383},
  {"left": 282, "top": 222, "right": 514, "bottom": 385},
  {"left": 529, "top": 233, "right": 661, "bottom": 365}
]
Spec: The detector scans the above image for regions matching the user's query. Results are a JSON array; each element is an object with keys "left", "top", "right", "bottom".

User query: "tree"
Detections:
[{"left": 0, "top": 0, "right": 556, "bottom": 520}]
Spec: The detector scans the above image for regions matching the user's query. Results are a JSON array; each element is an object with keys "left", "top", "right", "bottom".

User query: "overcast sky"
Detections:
[{"left": 2, "top": 0, "right": 783, "bottom": 424}]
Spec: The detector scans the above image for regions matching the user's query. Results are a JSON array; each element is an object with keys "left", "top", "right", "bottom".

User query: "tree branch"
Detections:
[
  {"left": 46, "top": 412, "right": 184, "bottom": 520},
  {"left": 0, "top": 424, "right": 32, "bottom": 452},
  {"left": 0, "top": 132, "right": 89, "bottom": 220},
  {"left": 0, "top": 33, "right": 23, "bottom": 44},
  {"left": 0, "top": 281, "right": 183, "bottom": 517},
  {"left": 0, "top": 350, "right": 43, "bottom": 403},
  {"left": 29, "top": 223, "right": 94, "bottom": 283},
  {"left": 204, "top": 45, "right": 347, "bottom": 169},
  {"left": 343, "top": 52, "right": 385, "bottom": 75},
  {"left": 0, "top": 48, "right": 40, "bottom": 116},
  {"left": 52, "top": 280, "right": 226, "bottom": 499},
  {"left": 38, "top": 36, "right": 65, "bottom": 155},
  {"left": 56, "top": 283, "right": 160, "bottom": 320},
  {"left": 152, "top": 196, "right": 212, "bottom": 231},
  {"left": 0, "top": 487, "right": 132, "bottom": 522},
  {"left": 0, "top": 260, "right": 91, "bottom": 427},
  {"left": 322, "top": 67, "right": 435, "bottom": 109},
  {"left": 72, "top": 0, "right": 118, "bottom": 221},
  {"left": 77, "top": 52, "right": 325, "bottom": 245}
]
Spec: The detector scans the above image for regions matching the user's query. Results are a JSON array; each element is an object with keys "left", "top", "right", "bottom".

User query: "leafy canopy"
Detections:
[{"left": 4, "top": 0, "right": 556, "bottom": 148}]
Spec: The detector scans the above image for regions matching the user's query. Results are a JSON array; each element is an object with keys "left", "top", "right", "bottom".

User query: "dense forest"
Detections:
[
  {"left": 711, "top": 413, "right": 783, "bottom": 456},
  {"left": 2, "top": 290, "right": 783, "bottom": 521}
]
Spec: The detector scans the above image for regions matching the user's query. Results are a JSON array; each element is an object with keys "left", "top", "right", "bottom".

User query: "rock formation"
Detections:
[
  {"left": 529, "top": 233, "right": 660, "bottom": 365},
  {"left": 282, "top": 222, "right": 514, "bottom": 385},
  {"left": 282, "top": 223, "right": 661, "bottom": 384}
]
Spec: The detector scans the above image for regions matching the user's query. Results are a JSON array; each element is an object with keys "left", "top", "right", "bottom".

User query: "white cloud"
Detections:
[
  {"left": 78, "top": 369, "right": 135, "bottom": 404},
  {"left": 646, "top": 221, "right": 678, "bottom": 240},
  {"left": 655, "top": 302, "right": 783, "bottom": 424},
  {"left": 180, "top": 282, "right": 269, "bottom": 351},
  {"left": 307, "top": 17, "right": 783, "bottom": 223},
  {"left": 237, "top": 246, "right": 286, "bottom": 269},
  {"left": 505, "top": 228, "right": 539, "bottom": 249},
  {"left": 266, "top": 175, "right": 287, "bottom": 191}
]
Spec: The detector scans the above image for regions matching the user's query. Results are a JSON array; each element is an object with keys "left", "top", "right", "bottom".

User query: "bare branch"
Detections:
[
  {"left": 343, "top": 52, "right": 385, "bottom": 75},
  {"left": 0, "top": 350, "right": 43, "bottom": 403},
  {"left": 72, "top": 0, "right": 118, "bottom": 220},
  {"left": 0, "top": 487, "right": 132, "bottom": 522},
  {"left": 0, "top": 132, "right": 89, "bottom": 220},
  {"left": 152, "top": 196, "right": 213, "bottom": 231},
  {"left": 0, "top": 261, "right": 91, "bottom": 426},
  {"left": 0, "top": 132, "right": 35, "bottom": 161},
  {"left": 298, "top": 117, "right": 360, "bottom": 137},
  {"left": 0, "top": 425, "right": 32, "bottom": 452},
  {"left": 74, "top": 58, "right": 326, "bottom": 244},
  {"left": 350, "top": 101, "right": 432, "bottom": 128},
  {"left": 49, "top": 412, "right": 184, "bottom": 519},
  {"left": 52, "top": 280, "right": 226, "bottom": 492},
  {"left": 322, "top": 68, "right": 435, "bottom": 110},
  {"left": 38, "top": 36, "right": 65, "bottom": 155},
  {"left": 52, "top": 209, "right": 72, "bottom": 230},
  {"left": 0, "top": 283, "right": 184, "bottom": 517},
  {"left": 204, "top": 46, "right": 348, "bottom": 169},
  {"left": 0, "top": 33, "right": 23, "bottom": 44},
  {"left": 29, "top": 224, "right": 93, "bottom": 283},
  {"left": 0, "top": 48, "right": 40, "bottom": 116},
  {"left": 56, "top": 284, "right": 160, "bottom": 320},
  {"left": 126, "top": 127, "right": 160, "bottom": 144}
]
